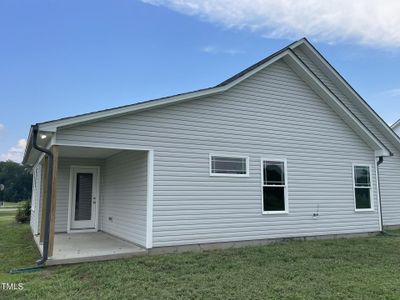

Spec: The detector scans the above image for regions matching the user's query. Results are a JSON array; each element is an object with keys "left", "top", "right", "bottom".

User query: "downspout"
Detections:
[
  {"left": 376, "top": 156, "right": 384, "bottom": 233},
  {"left": 32, "top": 125, "right": 53, "bottom": 266}
]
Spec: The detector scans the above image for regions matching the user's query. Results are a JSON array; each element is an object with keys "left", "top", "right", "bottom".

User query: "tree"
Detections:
[{"left": 0, "top": 160, "right": 32, "bottom": 202}]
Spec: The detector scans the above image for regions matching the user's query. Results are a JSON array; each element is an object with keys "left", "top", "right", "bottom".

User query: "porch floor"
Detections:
[{"left": 34, "top": 232, "right": 147, "bottom": 265}]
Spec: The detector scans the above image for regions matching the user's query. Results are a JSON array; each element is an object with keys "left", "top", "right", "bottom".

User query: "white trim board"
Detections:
[
  {"left": 146, "top": 150, "right": 154, "bottom": 249},
  {"left": 55, "top": 141, "right": 153, "bottom": 152}
]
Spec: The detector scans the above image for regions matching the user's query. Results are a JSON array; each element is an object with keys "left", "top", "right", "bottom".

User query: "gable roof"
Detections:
[{"left": 23, "top": 38, "right": 393, "bottom": 165}]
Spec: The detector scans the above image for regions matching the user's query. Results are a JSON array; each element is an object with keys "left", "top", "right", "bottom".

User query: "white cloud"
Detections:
[
  {"left": 142, "top": 0, "right": 400, "bottom": 48},
  {"left": 201, "top": 45, "right": 243, "bottom": 55},
  {"left": 0, "top": 123, "right": 4, "bottom": 132},
  {"left": 0, "top": 139, "right": 27, "bottom": 163}
]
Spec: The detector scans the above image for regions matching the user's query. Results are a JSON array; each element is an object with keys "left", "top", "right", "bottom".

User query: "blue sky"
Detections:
[{"left": 1, "top": 0, "right": 400, "bottom": 162}]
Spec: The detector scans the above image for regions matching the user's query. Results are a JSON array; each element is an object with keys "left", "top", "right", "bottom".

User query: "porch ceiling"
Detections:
[{"left": 58, "top": 146, "right": 122, "bottom": 159}]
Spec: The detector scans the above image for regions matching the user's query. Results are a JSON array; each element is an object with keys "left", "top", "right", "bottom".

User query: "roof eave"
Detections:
[{"left": 22, "top": 126, "right": 55, "bottom": 166}]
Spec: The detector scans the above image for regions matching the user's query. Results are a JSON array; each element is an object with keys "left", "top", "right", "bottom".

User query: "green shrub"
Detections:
[{"left": 15, "top": 200, "right": 31, "bottom": 223}]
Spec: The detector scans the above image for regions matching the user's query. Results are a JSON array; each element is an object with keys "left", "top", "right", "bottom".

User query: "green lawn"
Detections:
[
  {"left": 1, "top": 212, "right": 400, "bottom": 299},
  {"left": 0, "top": 201, "right": 24, "bottom": 208}
]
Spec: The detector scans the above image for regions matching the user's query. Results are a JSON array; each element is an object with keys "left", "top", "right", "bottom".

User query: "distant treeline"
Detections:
[{"left": 0, "top": 161, "right": 32, "bottom": 202}]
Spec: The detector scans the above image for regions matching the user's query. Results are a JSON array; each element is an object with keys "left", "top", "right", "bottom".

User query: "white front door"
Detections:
[{"left": 69, "top": 166, "right": 99, "bottom": 231}]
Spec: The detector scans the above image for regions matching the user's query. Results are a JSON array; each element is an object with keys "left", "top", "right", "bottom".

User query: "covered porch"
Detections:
[{"left": 31, "top": 143, "right": 153, "bottom": 265}]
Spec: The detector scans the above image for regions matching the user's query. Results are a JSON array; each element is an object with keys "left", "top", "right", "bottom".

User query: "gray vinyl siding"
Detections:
[
  {"left": 394, "top": 126, "right": 400, "bottom": 136},
  {"left": 294, "top": 47, "right": 400, "bottom": 226},
  {"left": 101, "top": 151, "right": 147, "bottom": 247},
  {"left": 56, "top": 60, "right": 380, "bottom": 247},
  {"left": 55, "top": 158, "right": 104, "bottom": 232}
]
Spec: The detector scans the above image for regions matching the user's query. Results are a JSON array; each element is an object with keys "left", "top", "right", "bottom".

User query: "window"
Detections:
[
  {"left": 210, "top": 155, "right": 249, "bottom": 177},
  {"left": 262, "top": 159, "right": 287, "bottom": 213},
  {"left": 353, "top": 165, "right": 373, "bottom": 210}
]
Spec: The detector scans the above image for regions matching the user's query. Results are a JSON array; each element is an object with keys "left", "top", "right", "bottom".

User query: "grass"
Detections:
[
  {"left": 0, "top": 202, "right": 24, "bottom": 208},
  {"left": 1, "top": 212, "right": 400, "bottom": 299}
]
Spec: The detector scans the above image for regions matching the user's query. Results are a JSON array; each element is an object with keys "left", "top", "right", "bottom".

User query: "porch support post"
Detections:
[
  {"left": 39, "top": 156, "right": 48, "bottom": 243},
  {"left": 48, "top": 145, "right": 59, "bottom": 257}
]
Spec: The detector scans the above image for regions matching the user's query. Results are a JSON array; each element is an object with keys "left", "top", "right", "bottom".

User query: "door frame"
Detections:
[{"left": 67, "top": 165, "right": 100, "bottom": 233}]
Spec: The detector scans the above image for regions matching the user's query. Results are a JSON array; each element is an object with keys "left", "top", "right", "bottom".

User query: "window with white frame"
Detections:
[
  {"left": 353, "top": 165, "right": 372, "bottom": 210},
  {"left": 210, "top": 155, "right": 249, "bottom": 176},
  {"left": 262, "top": 160, "right": 287, "bottom": 213}
]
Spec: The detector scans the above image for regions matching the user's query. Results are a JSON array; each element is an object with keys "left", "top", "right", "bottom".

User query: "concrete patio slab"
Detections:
[{"left": 34, "top": 231, "right": 147, "bottom": 265}]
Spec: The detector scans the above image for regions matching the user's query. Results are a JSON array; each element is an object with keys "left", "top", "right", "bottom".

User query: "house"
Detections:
[
  {"left": 23, "top": 38, "right": 400, "bottom": 265},
  {"left": 392, "top": 119, "right": 400, "bottom": 136}
]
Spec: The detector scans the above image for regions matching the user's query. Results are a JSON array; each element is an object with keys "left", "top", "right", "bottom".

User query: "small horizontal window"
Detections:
[
  {"left": 262, "top": 160, "right": 287, "bottom": 213},
  {"left": 210, "top": 155, "right": 248, "bottom": 177},
  {"left": 353, "top": 165, "right": 372, "bottom": 210}
]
